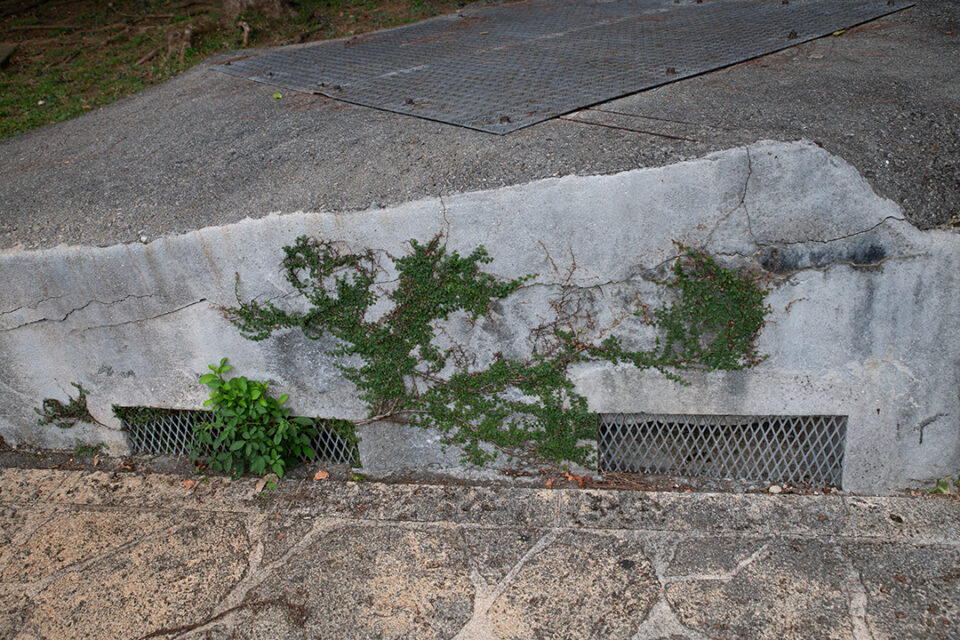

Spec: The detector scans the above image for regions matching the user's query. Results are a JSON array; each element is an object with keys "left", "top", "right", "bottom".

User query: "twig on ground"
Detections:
[
  {"left": 135, "top": 46, "right": 161, "bottom": 66},
  {"left": 6, "top": 23, "right": 78, "bottom": 31},
  {"left": 44, "top": 48, "right": 80, "bottom": 69},
  {"left": 238, "top": 20, "right": 251, "bottom": 47}
]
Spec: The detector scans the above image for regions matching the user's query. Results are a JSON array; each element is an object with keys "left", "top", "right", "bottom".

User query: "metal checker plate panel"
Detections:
[
  {"left": 598, "top": 413, "right": 847, "bottom": 487},
  {"left": 213, "top": 0, "right": 912, "bottom": 133}
]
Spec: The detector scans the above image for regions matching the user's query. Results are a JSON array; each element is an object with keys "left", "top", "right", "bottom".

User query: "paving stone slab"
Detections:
[
  {"left": 557, "top": 489, "right": 853, "bottom": 535},
  {"left": 0, "top": 468, "right": 958, "bottom": 639},
  {"left": 11, "top": 512, "right": 251, "bottom": 640},
  {"left": 486, "top": 530, "right": 660, "bottom": 640},
  {"left": 843, "top": 542, "right": 960, "bottom": 640},
  {"left": 242, "top": 523, "right": 475, "bottom": 639},
  {"left": 664, "top": 538, "right": 852, "bottom": 639}
]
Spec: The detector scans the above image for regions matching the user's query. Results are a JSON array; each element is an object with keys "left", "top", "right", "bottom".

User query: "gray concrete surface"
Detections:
[
  {"left": 0, "top": 1, "right": 957, "bottom": 253},
  {"left": 0, "top": 467, "right": 957, "bottom": 639},
  {"left": 1, "top": 140, "right": 958, "bottom": 493}
]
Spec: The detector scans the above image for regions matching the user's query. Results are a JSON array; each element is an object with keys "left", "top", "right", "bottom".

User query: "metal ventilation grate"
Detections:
[
  {"left": 115, "top": 407, "right": 359, "bottom": 466},
  {"left": 598, "top": 413, "right": 846, "bottom": 486}
]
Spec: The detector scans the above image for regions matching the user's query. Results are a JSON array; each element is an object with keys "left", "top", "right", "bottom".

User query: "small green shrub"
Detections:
[{"left": 191, "top": 358, "right": 316, "bottom": 479}]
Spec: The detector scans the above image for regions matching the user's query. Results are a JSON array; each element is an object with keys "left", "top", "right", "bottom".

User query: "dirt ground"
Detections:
[{"left": 0, "top": 0, "right": 471, "bottom": 138}]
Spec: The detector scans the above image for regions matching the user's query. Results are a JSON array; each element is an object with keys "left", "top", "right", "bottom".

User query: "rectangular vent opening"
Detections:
[
  {"left": 114, "top": 406, "right": 359, "bottom": 467},
  {"left": 598, "top": 413, "right": 846, "bottom": 487}
]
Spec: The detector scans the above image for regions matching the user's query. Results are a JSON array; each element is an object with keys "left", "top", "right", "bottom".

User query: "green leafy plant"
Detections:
[
  {"left": 191, "top": 358, "right": 316, "bottom": 479},
  {"left": 73, "top": 442, "right": 106, "bottom": 457},
  {"left": 929, "top": 476, "right": 955, "bottom": 495},
  {"left": 35, "top": 382, "right": 105, "bottom": 429},
  {"left": 225, "top": 235, "right": 770, "bottom": 468}
]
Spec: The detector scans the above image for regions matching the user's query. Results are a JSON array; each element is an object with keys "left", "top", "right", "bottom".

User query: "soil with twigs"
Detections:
[{"left": 0, "top": 0, "right": 470, "bottom": 139}]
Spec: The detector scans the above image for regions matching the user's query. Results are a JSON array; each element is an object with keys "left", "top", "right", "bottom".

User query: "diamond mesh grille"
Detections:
[
  {"left": 116, "top": 407, "right": 359, "bottom": 466},
  {"left": 213, "top": 0, "right": 912, "bottom": 133},
  {"left": 598, "top": 413, "right": 846, "bottom": 486}
]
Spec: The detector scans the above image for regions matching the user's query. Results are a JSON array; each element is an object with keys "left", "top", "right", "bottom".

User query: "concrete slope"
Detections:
[
  {"left": 0, "top": 1, "right": 957, "bottom": 253},
  {"left": 0, "top": 467, "right": 957, "bottom": 639},
  {"left": 1, "top": 140, "right": 957, "bottom": 493}
]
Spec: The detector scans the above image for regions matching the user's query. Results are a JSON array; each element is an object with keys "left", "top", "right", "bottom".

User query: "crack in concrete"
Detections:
[
  {"left": 754, "top": 215, "right": 907, "bottom": 250},
  {"left": 913, "top": 412, "right": 947, "bottom": 445},
  {"left": 662, "top": 542, "right": 770, "bottom": 584},
  {"left": 24, "top": 517, "right": 188, "bottom": 599},
  {"left": 742, "top": 147, "right": 758, "bottom": 244},
  {"left": 837, "top": 549, "right": 876, "bottom": 640},
  {"left": 0, "top": 292, "right": 156, "bottom": 331},
  {"left": 452, "top": 527, "right": 560, "bottom": 640},
  {"left": 704, "top": 147, "right": 754, "bottom": 248},
  {"left": 630, "top": 535, "right": 701, "bottom": 640},
  {"left": 631, "top": 599, "right": 710, "bottom": 640},
  {"left": 71, "top": 298, "right": 208, "bottom": 333},
  {"left": 0, "top": 505, "right": 63, "bottom": 574},
  {"left": 0, "top": 293, "right": 68, "bottom": 317}
]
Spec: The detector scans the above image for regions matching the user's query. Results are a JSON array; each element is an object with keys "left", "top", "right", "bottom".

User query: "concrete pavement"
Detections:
[{"left": 0, "top": 466, "right": 957, "bottom": 639}]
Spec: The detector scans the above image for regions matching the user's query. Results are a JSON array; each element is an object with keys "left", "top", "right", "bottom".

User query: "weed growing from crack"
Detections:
[
  {"left": 225, "top": 234, "right": 770, "bottom": 468},
  {"left": 73, "top": 442, "right": 106, "bottom": 457},
  {"left": 928, "top": 475, "right": 959, "bottom": 496},
  {"left": 35, "top": 382, "right": 105, "bottom": 429}
]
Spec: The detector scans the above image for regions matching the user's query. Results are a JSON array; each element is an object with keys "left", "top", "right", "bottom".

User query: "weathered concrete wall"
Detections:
[{"left": 1, "top": 140, "right": 957, "bottom": 492}]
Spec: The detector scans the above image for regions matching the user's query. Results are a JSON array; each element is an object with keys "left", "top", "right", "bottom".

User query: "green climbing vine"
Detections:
[{"left": 224, "top": 235, "right": 770, "bottom": 468}]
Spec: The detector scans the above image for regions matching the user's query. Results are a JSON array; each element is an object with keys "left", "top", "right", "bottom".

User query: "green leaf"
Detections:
[{"left": 273, "top": 92, "right": 282, "bottom": 99}]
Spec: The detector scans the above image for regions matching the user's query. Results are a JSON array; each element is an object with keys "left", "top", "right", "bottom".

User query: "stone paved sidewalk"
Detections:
[{"left": 0, "top": 468, "right": 957, "bottom": 639}]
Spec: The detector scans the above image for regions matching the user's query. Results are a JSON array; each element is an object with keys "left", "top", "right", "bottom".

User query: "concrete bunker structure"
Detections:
[{"left": 1, "top": 140, "right": 957, "bottom": 493}]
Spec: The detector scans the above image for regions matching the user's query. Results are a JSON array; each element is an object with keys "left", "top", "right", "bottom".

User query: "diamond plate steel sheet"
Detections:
[{"left": 214, "top": 0, "right": 912, "bottom": 133}]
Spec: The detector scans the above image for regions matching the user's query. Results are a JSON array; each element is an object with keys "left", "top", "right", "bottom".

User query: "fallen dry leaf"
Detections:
[
  {"left": 564, "top": 472, "right": 586, "bottom": 487},
  {"left": 313, "top": 470, "right": 330, "bottom": 481},
  {"left": 545, "top": 478, "right": 556, "bottom": 489},
  {"left": 255, "top": 473, "right": 279, "bottom": 493},
  {"left": 182, "top": 479, "right": 197, "bottom": 490},
  {"left": 93, "top": 457, "right": 100, "bottom": 467}
]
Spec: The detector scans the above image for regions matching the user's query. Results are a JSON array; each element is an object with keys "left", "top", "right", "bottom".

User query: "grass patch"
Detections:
[{"left": 0, "top": 0, "right": 470, "bottom": 140}]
